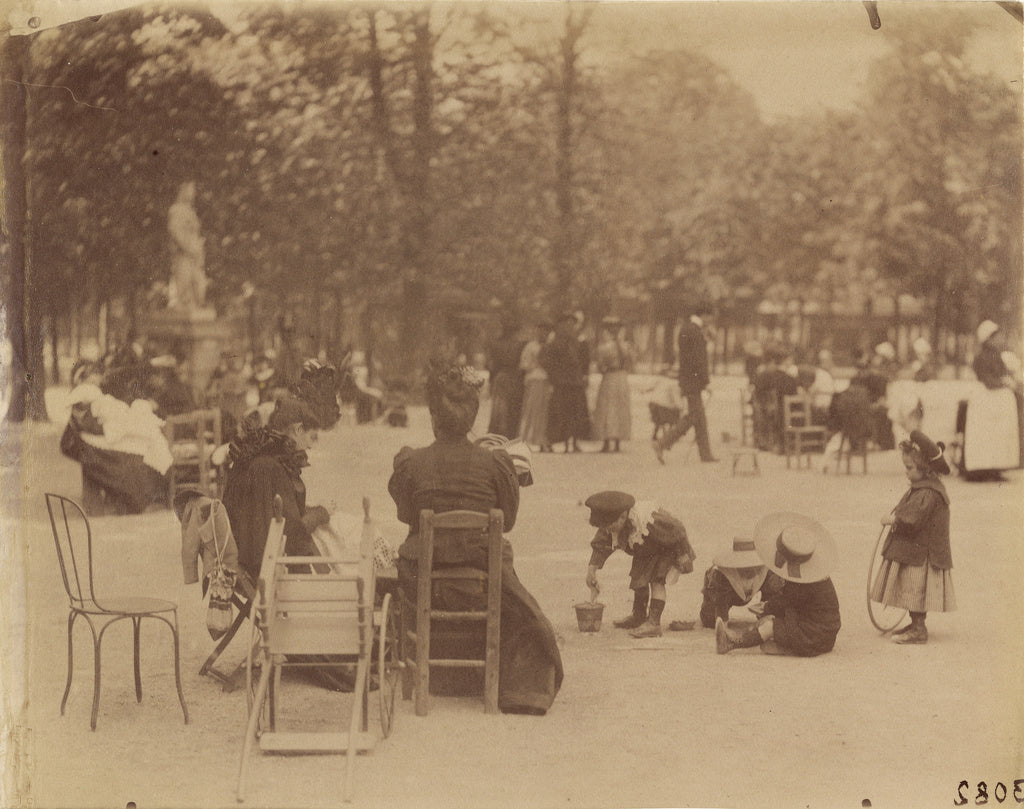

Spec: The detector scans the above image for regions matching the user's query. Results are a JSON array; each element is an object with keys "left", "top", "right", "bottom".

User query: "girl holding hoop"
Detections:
[{"left": 870, "top": 429, "right": 956, "bottom": 644}]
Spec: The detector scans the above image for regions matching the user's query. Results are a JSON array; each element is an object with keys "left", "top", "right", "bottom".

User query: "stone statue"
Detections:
[{"left": 167, "top": 181, "right": 208, "bottom": 312}]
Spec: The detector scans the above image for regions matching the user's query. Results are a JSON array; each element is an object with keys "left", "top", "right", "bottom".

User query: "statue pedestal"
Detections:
[{"left": 142, "top": 310, "right": 234, "bottom": 402}]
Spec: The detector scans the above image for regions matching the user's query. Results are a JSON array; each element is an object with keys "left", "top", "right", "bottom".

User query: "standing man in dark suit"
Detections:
[{"left": 654, "top": 303, "right": 718, "bottom": 463}]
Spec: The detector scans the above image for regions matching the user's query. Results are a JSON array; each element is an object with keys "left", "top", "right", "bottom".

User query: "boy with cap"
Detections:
[
  {"left": 716, "top": 512, "right": 841, "bottom": 656},
  {"left": 698, "top": 537, "right": 784, "bottom": 629},
  {"left": 584, "top": 490, "right": 696, "bottom": 638}
]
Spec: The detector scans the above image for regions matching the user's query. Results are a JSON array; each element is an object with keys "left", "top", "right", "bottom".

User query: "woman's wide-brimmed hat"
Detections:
[
  {"left": 713, "top": 537, "right": 765, "bottom": 570},
  {"left": 753, "top": 512, "right": 836, "bottom": 583}
]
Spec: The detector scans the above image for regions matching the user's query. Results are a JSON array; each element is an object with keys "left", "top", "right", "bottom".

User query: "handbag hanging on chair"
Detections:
[{"left": 205, "top": 502, "right": 237, "bottom": 640}]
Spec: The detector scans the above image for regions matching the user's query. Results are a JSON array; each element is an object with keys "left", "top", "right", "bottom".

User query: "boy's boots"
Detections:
[
  {"left": 629, "top": 598, "right": 665, "bottom": 638},
  {"left": 614, "top": 587, "right": 650, "bottom": 629},
  {"left": 715, "top": 617, "right": 763, "bottom": 654}
]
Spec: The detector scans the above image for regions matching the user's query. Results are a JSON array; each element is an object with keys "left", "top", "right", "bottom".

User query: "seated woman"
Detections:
[
  {"left": 389, "top": 358, "right": 563, "bottom": 715},
  {"left": 221, "top": 396, "right": 329, "bottom": 583}
]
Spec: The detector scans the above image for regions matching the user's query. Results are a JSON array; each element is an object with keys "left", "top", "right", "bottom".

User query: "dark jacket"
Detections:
[
  {"left": 589, "top": 507, "right": 696, "bottom": 590},
  {"left": 764, "top": 577, "right": 841, "bottom": 657},
  {"left": 221, "top": 453, "right": 321, "bottom": 580},
  {"left": 881, "top": 477, "right": 952, "bottom": 569},
  {"left": 973, "top": 343, "right": 1009, "bottom": 390},
  {"left": 389, "top": 437, "right": 519, "bottom": 565},
  {"left": 539, "top": 332, "right": 587, "bottom": 388},
  {"left": 677, "top": 319, "right": 710, "bottom": 394}
]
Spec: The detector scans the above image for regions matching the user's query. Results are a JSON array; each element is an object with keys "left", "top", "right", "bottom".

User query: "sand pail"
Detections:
[{"left": 574, "top": 601, "right": 604, "bottom": 632}]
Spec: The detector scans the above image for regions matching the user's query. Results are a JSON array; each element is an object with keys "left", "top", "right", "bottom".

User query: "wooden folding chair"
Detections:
[
  {"left": 400, "top": 509, "right": 503, "bottom": 717},
  {"left": 236, "top": 495, "right": 378, "bottom": 803}
]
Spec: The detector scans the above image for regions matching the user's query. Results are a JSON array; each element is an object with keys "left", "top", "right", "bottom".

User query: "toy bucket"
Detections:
[{"left": 574, "top": 601, "right": 604, "bottom": 632}]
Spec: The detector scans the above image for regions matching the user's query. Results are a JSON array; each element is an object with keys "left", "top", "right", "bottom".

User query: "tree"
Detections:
[
  {"left": 849, "top": 12, "right": 1022, "bottom": 349},
  {"left": 1, "top": 32, "right": 48, "bottom": 422}
]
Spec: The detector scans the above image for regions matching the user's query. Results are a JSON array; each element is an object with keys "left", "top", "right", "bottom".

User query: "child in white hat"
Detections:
[
  {"left": 698, "top": 537, "right": 784, "bottom": 629},
  {"left": 716, "top": 512, "right": 841, "bottom": 656}
]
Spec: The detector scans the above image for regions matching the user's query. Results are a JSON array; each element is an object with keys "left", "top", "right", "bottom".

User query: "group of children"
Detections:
[{"left": 582, "top": 428, "right": 955, "bottom": 652}]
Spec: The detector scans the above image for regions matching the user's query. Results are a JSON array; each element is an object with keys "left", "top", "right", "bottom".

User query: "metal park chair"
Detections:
[{"left": 44, "top": 492, "right": 189, "bottom": 730}]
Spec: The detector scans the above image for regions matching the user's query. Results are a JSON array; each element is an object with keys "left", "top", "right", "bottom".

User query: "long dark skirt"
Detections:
[
  {"left": 398, "top": 554, "right": 563, "bottom": 714},
  {"left": 546, "top": 384, "right": 590, "bottom": 444}
]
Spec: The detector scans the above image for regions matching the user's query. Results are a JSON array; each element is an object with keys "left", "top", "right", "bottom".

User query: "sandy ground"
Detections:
[{"left": 3, "top": 376, "right": 1023, "bottom": 809}]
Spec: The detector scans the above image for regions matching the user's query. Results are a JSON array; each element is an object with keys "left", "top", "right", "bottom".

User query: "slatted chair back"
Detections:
[
  {"left": 782, "top": 395, "right": 827, "bottom": 469},
  {"left": 782, "top": 395, "right": 814, "bottom": 429},
  {"left": 405, "top": 508, "right": 503, "bottom": 716},
  {"left": 165, "top": 408, "right": 223, "bottom": 506}
]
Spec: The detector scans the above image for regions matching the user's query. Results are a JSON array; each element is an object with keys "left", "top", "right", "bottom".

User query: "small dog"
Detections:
[{"left": 648, "top": 402, "right": 681, "bottom": 441}]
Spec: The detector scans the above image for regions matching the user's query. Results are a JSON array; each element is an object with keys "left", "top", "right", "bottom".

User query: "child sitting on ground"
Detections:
[
  {"left": 699, "top": 537, "right": 784, "bottom": 629},
  {"left": 716, "top": 512, "right": 841, "bottom": 657},
  {"left": 583, "top": 490, "right": 696, "bottom": 638}
]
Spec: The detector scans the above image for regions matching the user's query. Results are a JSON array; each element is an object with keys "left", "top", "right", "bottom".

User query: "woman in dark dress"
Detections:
[
  {"left": 220, "top": 396, "right": 329, "bottom": 582},
  {"left": 389, "top": 359, "right": 563, "bottom": 714}
]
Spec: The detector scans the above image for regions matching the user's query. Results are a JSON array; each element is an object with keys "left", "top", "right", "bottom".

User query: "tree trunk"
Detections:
[{"left": 1, "top": 34, "right": 48, "bottom": 422}]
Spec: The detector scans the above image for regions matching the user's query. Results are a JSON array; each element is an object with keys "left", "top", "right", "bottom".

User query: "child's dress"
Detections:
[{"left": 870, "top": 477, "right": 956, "bottom": 613}]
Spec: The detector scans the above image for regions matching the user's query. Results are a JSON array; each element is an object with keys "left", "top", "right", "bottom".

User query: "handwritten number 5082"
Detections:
[{"left": 954, "top": 780, "right": 1024, "bottom": 805}]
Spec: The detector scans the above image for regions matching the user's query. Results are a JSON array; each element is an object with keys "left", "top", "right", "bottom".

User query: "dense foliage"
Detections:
[{"left": 3, "top": 2, "right": 1021, "bottom": 418}]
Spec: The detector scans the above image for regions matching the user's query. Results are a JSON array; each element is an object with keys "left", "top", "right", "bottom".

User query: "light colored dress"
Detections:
[
  {"left": 592, "top": 336, "right": 633, "bottom": 442},
  {"left": 518, "top": 339, "right": 551, "bottom": 447}
]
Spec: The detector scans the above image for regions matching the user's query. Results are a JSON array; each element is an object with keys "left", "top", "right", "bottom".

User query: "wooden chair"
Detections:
[
  {"left": 236, "top": 496, "right": 378, "bottom": 803},
  {"left": 44, "top": 493, "right": 189, "bottom": 730},
  {"left": 782, "top": 395, "right": 827, "bottom": 469},
  {"left": 400, "top": 509, "right": 503, "bottom": 717},
  {"left": 164, "top": 409, "right": 222, "bottom": 508}
]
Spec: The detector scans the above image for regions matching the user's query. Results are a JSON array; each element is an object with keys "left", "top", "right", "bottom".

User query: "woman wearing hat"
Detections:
[
  {"left": 583, "top": 490, "right": 697, "bottom": 638},
  {"left": 389, "top": 358, "right": 562, "bottom": 714},
  {"left": 698, "top": 538, "right": 784, "bottom": 629},
  {"left": 973, "top": 320, "right": 1011, "bottom": 390},
  {"left": 538, "top": 313, "right": 590, "bottom": 453},
  {"left": 220, "top": 395, "right": 329, "bottom": 582},
  {"left": 716, "top": 512, "right": 841, "bottom": 656},
  {"left": 869, "top": 429, "right": 955, "bottom": 644},
  {"left": 591, "top": 317, "right": 634, "bottom": 453}
]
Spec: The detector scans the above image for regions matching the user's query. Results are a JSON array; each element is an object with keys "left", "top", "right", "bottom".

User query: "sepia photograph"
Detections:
[{"left": 1, "top": 1, "right": 1022, "bottom": 807}]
